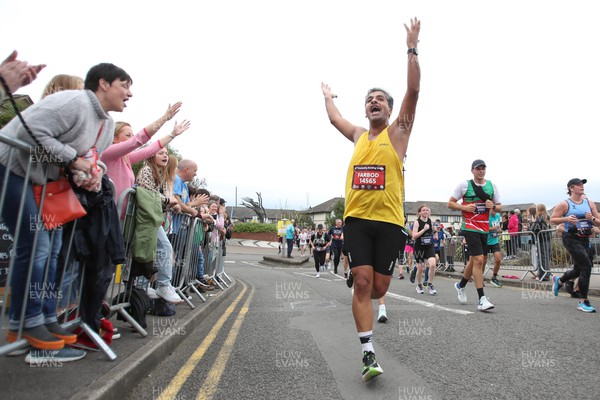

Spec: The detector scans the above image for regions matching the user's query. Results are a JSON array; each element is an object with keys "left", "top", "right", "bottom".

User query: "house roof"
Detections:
[
  {"left": 502, "top": 203, "right": 537, "bottom": 213},
  {"left": 405, "top": 201, "right": 461, "bottom": 217},
  {"left": 309, "top": 197, "right": 344, "bottom": 213}
]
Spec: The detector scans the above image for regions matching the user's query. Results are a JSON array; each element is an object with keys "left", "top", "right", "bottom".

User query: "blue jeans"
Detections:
[
  {"left": 0, "top": 164, "right": 63, "bottom": 330},
  {"left": 156, "top": 226, "right": 173, "bottom": 287},
  {"left": 196, "top": 248, "right": 205, "bottom": 278}
]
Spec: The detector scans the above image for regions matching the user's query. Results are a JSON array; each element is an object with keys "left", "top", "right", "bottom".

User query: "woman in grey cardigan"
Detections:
[{"left": 0, "top": 63, "right": 132, "bottom": 350}]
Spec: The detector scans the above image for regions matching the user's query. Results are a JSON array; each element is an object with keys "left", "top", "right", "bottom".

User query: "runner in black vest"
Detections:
[
  {"left": 328, "top": 219, "right": 344, "bottom": 274},
  {"left": 310, "top": 224, "right": 331, "bottom": 278},
  {"left": 412, "top": 205, "right": 437, "bottom": 295}
]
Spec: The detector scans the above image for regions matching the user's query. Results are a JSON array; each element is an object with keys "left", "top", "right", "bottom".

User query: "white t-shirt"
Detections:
[{"left": 299, "top": 232, "right": 308, "bottom": 245}]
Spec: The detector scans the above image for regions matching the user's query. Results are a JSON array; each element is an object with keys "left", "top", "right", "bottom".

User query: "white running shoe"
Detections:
[
  {"left": 477, "top": 295, "right": 495, "bottom": 311},
  {"left": 416, "top": 284, "right": 424, "bottom": 294},
  {"left": 454, "top": 282, "right": 467, "bottom": 304},
  {"left": 146, "top": 287, "right": 159, "bottom": 300},
  {"left": 428, "top": 284, "right": 437, "bottom": 295},
  {"left": 315, "top": 272, "right": 320, "bottom": 278},
  {"left": 377, "top": 308, "right": 388, "bottom": 323},
  {"left": 156, "top": 285, "right": 183, "bottom": 304}
]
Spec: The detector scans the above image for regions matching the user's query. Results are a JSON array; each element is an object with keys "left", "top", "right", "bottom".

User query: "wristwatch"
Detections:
[{"left": 407, "top": 48, "right": 419, "bottom": 56}]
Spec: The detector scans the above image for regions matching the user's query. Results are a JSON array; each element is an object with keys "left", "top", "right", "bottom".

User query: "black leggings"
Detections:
[
  {"left": 561, "top": 233, "right": 592, "bottom": 298},
  {"left": 331, "top": 246, "right": 342, "bottom": 268},
  {"left": 314, "top": 251, "right": 326, "bottom": 272}
]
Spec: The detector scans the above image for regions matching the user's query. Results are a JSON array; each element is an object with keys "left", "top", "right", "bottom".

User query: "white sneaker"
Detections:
[
  {"left": 427, "top": 284, "right": 437, "bottom": 295},
  {"left": 454, "top": 282, "right": 467, "bottom": 304},
  {"left": 416, "top": 284, "right": 424, "bottom": 294},
  {"left": 377, "top": 309, "right": 388, "bottom": 323},
  {"left": 156, "top": 285, "right": 183, "bottom": 304},
  {"left": 146, "top": 287, "right": 159, "bottom": 300},
  {"left": 477, "top": 295, "right": 495, "bottom": 311},
  {"left": 315, "top": 272, "right": 320, "bottom": 278}
]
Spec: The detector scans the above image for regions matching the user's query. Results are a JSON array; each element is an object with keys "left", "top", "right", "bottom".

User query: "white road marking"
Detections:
[
  {"left": 255, "top": 241, "right": 277, "bottom": 248},
  {"left": 385, "top": 291, "right": 474, "bottom": 315},
  {"left": 293, "top": 271, "right": 338, "bottom": 281}
]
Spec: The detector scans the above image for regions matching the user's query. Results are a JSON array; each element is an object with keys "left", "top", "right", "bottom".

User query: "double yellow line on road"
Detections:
[{"left": 157, "top": 281, "right": 254, "bottom": 400}]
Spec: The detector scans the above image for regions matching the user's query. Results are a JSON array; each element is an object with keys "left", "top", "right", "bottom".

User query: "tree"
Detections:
[
  {"left": 293, "top": 212, "right": 313, "bottom": 228},
  {"left": 325, "top": 199, "right": 345, "bottom": 228},
  {"left": 241, "top": 192, "right": 267, "bottom": 222}
]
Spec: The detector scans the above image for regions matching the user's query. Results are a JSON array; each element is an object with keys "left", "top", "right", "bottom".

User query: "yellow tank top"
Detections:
[{"left": 344, "top": 128, "right": 404, "bottom": 226}]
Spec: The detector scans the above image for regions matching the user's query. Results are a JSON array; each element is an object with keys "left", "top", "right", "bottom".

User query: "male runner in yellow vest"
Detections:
[{"left": 321, "top": 17, "right": 421, "bottom": 382}]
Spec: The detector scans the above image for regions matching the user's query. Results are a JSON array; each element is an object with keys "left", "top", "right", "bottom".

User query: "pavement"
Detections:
[
  {"left": 2, "top": 239, "right": 599, "bottom": 399},
  {"left": 0, "top": 275, "right": 238, "bottom": 400}
]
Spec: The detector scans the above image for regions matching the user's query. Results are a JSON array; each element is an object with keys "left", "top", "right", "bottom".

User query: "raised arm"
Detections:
[
  {"left": 145, "top": 102, "right": 183, "bottom": 136},
  {"left": 321, "top": 82, "right": 365, "bottom": 143},
  {"left": 388, "top": 17, "right": 421, "bottom": 160}
]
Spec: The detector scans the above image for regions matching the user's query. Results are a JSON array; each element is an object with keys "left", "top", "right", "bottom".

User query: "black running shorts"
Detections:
[
  {"left": 462, "top": 230, "right": 488, "bottom": 257},
  {"left": 487, "top": 243, "right": 501, "bottom": 254},
  {"left": 343, "top": 216, "right": 405, "bottom": 276},
  {"left": 414, "top": 245, "right": 436, "bottom": 263}
]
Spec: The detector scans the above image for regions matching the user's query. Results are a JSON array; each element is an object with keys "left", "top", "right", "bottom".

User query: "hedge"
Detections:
[{"left": 233, "top": 222, "right": 277, "bottom": 233}]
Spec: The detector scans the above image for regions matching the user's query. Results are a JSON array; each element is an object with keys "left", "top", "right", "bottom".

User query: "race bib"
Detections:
[
  {"left": 420, "top": 235, "right": 432, "bottom": 245},
  {"left": 576, "top": 219, "right": 592, "bottom": 236},
  {"left": 474, "top": 203, "right": 487, "bottom": 214},
  {"left": 315, "top": 246, "right": 323, "bottom": 252},
  {"left": 352, "top": 165, "right": 385, "bottom": 190},
  {"left": 490, "top": 232, "right": 498, "bottom": 238}
]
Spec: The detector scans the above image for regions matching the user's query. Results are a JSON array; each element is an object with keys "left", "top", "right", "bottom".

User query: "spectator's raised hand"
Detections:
[
  {"left": 171, "top": 119, "right": 191, "bottom": 137},
  {"left": 163, "top": 102, "right": 183, "bottom": 122},
  {"left": 190, "top": 193, "right": 209, "bottom": 207}
]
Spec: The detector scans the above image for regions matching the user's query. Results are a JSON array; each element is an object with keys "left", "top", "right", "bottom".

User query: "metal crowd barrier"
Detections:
[
  {"left": 108, "top": 187, "right": 148, "bottom": 338},
  {"left": 537, "top": 229, "right": 600, "bottom": 280},
  {"left": 217, "top": 238, "right": 232, "bottom": 285},
  {"left": 441, "top": 236, "right": 467, "bottom": 271},
  {"left": 480, "top": 229, "right": 600, "bottom": 280},
  {"left": 1, "top": 131, "right": 233, "bottom": 361},
  {"left": 170, "top": 213, "right": 205, "bottom": 307},
  {"left": 202, "top": 229, "right": 228, "bottom": 291},
  {"left": 0, "top": 132, "right": 115, "bottom": 359},
  {"left": 183, "top": 217, "right": 207, "bottom": 302}
]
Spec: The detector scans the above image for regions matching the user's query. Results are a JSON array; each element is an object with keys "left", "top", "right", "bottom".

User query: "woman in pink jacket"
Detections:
[
  {"left": 507, "top": 209, "right": 520, "bottom": 259},
  {"left": 100, "top": 102, "right": 191, "bottom": 204}
]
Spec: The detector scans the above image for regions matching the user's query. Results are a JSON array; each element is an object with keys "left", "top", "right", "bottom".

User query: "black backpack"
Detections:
[
  {"left": 113, "top": 287, "right": 152, "bottom": 329},
  {"left": 149, "top": 298, "right": 177, "bottom": 317}
]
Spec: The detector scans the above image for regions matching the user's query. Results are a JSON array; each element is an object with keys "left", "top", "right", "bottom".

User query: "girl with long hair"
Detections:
[{"left": 135, "top": 149, "right": 182, "bottom": 304}]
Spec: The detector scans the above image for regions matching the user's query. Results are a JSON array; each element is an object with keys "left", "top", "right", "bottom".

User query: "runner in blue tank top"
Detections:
[{"left": 550, "top": 178, "right": 600, "bottom": 312}]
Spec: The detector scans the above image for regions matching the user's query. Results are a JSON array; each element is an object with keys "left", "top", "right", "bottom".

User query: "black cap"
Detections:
[
  {"left": 567, "top": 178, "right": 587, "bottom": 188},
  {"left": 317, "top": 224, "right": 324, "bottom": 229},
  {"left": 471, "top": 159, "right": 486, "bottom": 169},
  {"left": 219, "top": 198, "right": 226, "bottom": 206}
]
